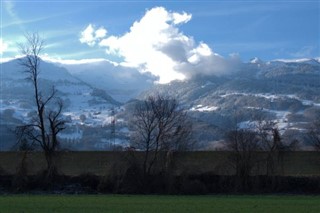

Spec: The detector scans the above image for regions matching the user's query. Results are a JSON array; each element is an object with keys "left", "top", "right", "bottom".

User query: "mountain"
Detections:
[
  {"left": 0, "top": 58, "right": 121, "bottom": 150},
  {"left": 51, "top": 59, "right": 157, "bottom": 102},
  {"left": 250, "top": 57, "right": 264, "bottom": 65},
  {"left": 1, "top": 57, "right": 319, "bottom": 150},
  {"left": 138, "top": 58, "right": 320, "bottom": 149}
]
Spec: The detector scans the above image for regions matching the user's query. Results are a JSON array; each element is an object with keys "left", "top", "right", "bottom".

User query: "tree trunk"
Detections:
[{"left": 44, "top": 150, "right": 57, "bottom": 180}]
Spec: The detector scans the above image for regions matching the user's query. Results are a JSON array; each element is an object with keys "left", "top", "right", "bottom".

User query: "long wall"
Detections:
[{"left": 0, "top": 151, "right": 319, "bottom": 176}]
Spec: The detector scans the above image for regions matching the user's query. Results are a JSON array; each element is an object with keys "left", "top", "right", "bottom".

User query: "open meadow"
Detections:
[{"left": 0, "top": 195, "right": 319, "bottom": 213}]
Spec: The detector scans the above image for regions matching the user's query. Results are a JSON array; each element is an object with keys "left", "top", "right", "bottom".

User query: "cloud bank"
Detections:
[{"left": 79, "top": 7, "right": 240, "bottom": 83}]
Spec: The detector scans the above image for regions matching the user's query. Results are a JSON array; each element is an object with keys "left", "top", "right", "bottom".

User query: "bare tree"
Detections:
[
  {"left": 225, "top": 129, "right": 261, "bottom": 177},
  {"left": 254, "top": 116, "right": 299, "bottom": 176},
  {"left": 225, "top": 128, "right": 263, "bottom": 191},
  {"left": 254, "top": 119, "right": 282, "bottom": 175},
  {"left": 222, "top": 108, "right": 264, "bottom": 190},
  {"left": 17, "top": 33, "right": 65, "bottom": 177},
  {"left": 129, "top": 95, "right": 192, "bottom": 177},
  {"left": 309, "top": 116, "right": 320, "bottom": 151}
]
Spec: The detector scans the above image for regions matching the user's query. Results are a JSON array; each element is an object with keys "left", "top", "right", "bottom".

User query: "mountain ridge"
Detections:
[{"left": 1, "top": 57, "right": 319, "bottom": 150}]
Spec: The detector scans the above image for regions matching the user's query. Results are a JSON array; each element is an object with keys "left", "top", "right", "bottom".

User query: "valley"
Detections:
[{"left": 0, "top": 57, "right": 319, "bottom": 150}]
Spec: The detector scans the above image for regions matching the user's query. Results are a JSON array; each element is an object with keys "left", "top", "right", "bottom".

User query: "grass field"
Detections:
[{"left": 0, "top": 195, "right": 319, "bottom": 213}]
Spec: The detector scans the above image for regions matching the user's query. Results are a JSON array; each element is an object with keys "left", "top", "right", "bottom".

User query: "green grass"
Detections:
[{"left": 0, "top": 195, "right": 319, "bottom": 213}]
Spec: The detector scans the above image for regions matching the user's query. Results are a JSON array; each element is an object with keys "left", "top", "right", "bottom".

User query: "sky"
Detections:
[{"left": 1, "top": 0, "right": 319, "bottom": 83}]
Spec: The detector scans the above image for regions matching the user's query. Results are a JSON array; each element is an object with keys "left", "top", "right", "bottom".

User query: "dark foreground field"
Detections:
[
  {"left": 0, "top": 195, "right": 319, "bottom": 213},
  {"left": 1, "top": 151, "right": 320, "bottom": 176}
]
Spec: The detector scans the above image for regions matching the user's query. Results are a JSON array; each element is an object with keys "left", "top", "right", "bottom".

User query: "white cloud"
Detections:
[
  {"left": 79, "top": 24, "right": 107, "bottom": 47},
  {"left": 172, "top": 12, "right": 192, "bottom": 24},
  {"left": 41, "top": 55, "right": 113, "bottom": 65},
  {"left": 95, "top": 27, "right": 107, "bottom": 38},
  {"left": 177, "top": 52, "right": 241, "bottom": 78},
  {"left": 80, "top": 24, "right": 94, "bottom": 46},
  {"left": 0, "top": 39, "right": 9, "bottom": 55},
  {"left": 81, "top": 7, "right": 240, "bottom": 83}
]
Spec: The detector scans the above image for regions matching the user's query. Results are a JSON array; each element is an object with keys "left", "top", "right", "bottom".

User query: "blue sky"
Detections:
[{"left": 1, "top": 0, "right": 319, "bottom": 82}]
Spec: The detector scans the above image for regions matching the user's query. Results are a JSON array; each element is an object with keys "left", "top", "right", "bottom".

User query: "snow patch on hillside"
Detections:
[{"left": 190, "top": 104, "right": 219, "bottom": 112}]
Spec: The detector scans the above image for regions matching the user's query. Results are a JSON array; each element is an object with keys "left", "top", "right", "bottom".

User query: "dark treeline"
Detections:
[{"left": 0, "top": 151, "right": 320, "bottom": 194}]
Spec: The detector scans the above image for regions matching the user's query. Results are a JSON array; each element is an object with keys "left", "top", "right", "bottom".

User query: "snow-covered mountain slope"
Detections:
[
  {"left": 138, "top": 58, "right": 320, "bottom": 149},
  {"left": 1, "top": 57, "right": 319, "bottom": 150},
  {"left": 51, "top": 59, "right": 157, "bottom": 102},
  {"left": 0, "top": 58, "right": 122, "bottom": 150}
]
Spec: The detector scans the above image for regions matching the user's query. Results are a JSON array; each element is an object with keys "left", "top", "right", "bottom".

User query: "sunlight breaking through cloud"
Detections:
[{"left": 80, "top": 7, "right": 240, "bottom": 83}]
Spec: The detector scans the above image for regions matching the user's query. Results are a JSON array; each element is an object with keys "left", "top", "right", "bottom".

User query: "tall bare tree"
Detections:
[
  {"left": 17, "top": 33, "right": 65, "bottom": 177},
  {"left": 130, "top": 95, "right": 192, "bottom": 177},
  {"left": 254, "top": 119, "right": 282, "bottom": 175}
]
